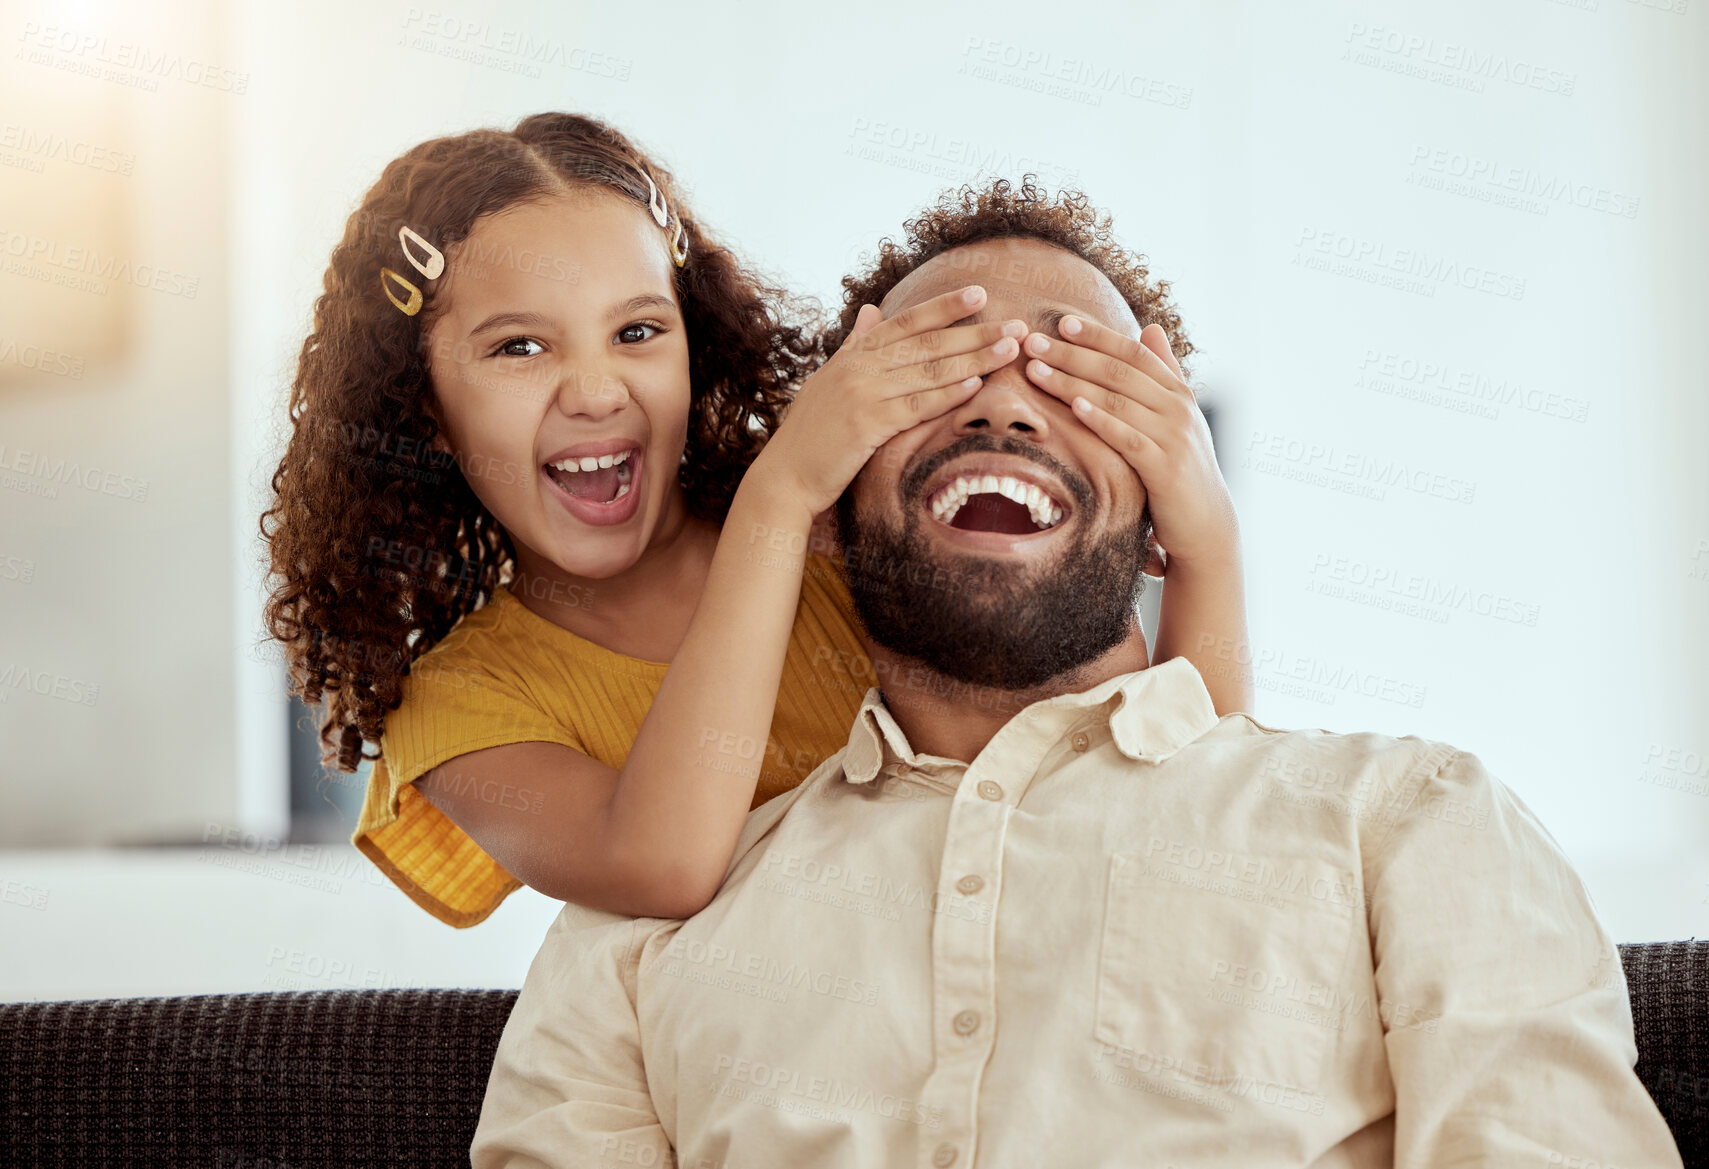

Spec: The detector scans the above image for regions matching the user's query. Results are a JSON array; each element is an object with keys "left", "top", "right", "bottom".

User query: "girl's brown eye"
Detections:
[
  {"left": 498, "top": 337, "right": 544, "bottom": 358},
  {"left": 617, "top": 323, "right": 660, "bottom": 344}
]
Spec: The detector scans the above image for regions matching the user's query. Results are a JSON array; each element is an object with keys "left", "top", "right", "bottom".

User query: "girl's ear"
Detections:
[{"left": 418, "top": 381, "right": 454, "bottom": 456}]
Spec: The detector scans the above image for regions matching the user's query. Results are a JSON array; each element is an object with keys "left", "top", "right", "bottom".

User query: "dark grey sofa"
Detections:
[{"left": 3, "top": 941, "right": 1706, "bottom": 1167}]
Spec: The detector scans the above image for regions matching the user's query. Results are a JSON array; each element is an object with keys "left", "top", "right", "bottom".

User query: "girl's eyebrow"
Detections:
[
  {"left": 467, "top": 294, "right": 677, "bottom": 338},
  {"left": 468, "top": 309, "right": 553, "bottom": 338},
  {"left": 614, "top": 293, "right": 676, "bottom": 317}
]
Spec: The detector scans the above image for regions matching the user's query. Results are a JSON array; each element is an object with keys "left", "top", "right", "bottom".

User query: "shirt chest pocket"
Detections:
[{"left": 1094, "top": 850, "right": 1358, "bottom": 1095}]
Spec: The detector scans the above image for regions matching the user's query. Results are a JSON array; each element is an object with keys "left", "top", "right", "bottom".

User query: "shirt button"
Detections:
[
  {"left": 1071, "top": 731, "right": 1090, "bottom": 752},
  {"left": 933, "top": 1144, "right": 959, "bottom": 1167},
  {"left": 956, "top": 874, "right": 985, "bottom": 895},
  {"left": 977, "top": 779, "right": 1004, "bottom": 801},
  {"left": 953, "top": 1009, "right": 981, "bottom": 1036}
]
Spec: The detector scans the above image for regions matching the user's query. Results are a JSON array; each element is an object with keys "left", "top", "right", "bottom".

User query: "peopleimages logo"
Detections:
[
  {"left": 1295, "top": 227, "right": 1526, "bottom": 302},
  {"left": 1407, "top": 145, "right": 1640, "bottom": 220},
  {"left": 0, "top": 228, "right": 199, "bottom": 298},
  {"left": 15, "top": 22, "right": 250, "bottom": 93},
  {"left": 1242, "top": 430, "right": 1477, "bottom": 506},
  {"left": 0, "top": 445, "right": 150, "bottom": 502},
  {"left": 1341, "top": 23, "right": 1577, "bottom": 96}
]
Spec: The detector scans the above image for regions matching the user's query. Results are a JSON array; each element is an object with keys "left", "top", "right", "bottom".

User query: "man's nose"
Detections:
[{"left": 947, "top": 359, "right": 1051, "bottom": 438}]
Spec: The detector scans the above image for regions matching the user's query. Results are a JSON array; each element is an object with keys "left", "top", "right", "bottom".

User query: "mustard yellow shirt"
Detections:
[{"left": 353, "top": 551, "right": 871, "bottom": 928}]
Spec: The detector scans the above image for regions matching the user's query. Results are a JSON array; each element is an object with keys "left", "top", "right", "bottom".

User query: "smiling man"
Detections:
[{"left": 471, "top": 181, "right": 1681, "bottom": 1169}]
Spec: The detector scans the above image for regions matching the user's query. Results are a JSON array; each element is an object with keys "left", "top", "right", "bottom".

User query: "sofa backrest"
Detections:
[{"left": 2, "top": 942, "right": 1705, "bottom": 1167}]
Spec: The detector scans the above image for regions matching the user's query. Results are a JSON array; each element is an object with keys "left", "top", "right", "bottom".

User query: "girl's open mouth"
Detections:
[{"left": 542, "top": 446, "right": 642, "bottom": 527}]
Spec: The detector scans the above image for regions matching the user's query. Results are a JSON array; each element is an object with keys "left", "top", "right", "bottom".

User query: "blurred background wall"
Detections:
[{"left": 1, "top": 0, "right": 1704, "bottom": 998}]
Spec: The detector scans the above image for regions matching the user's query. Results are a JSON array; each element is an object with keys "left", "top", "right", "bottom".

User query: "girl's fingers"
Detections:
[
  {"left": 879, "top": 375, "right": 988, "bottom": 432},
  {"left": 1138, "top": 323, "right": 1187, "bottom": 382},
  {"left": 1054, "top": 314, "right": 1194, "bottom": 400},
  {"left": 1023, "top": 356, "right": 1166, "bottom": 433},
  {"left": 1024, "top": 329, "right": 1175, "bottom": 415},
  {"left": 1064, "top": 387, "right": 1167, "bottom": 476},
  {"left": 891, "top": 333, "right": 1022, "bottom": 392},
  {"left": 875, "top": 318, "right": 1024, "bottom": 372},
  {"left": 847, "top": 304, "right": 883, "bottom": 344},
  {"left": 829, "top": 304, "right": 885, "bottom": 357},
  {"left": 860, "top": 285, "right": 987, "bottom": 350}
]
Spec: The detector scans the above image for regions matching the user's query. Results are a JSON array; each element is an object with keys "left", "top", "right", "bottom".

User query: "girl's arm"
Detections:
[
  {"left": 1021, "top": 314, "right": 1253, "bottom": 717},
  {"left": 420, "top": 471, "right": 817, "bottom": 919},
  {"left": 419, "top": 286, "right": 1024, "bottom": 919}
]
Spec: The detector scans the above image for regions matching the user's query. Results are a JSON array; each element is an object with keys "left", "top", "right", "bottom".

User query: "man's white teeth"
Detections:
[
  {"left": 549, "top": 448, "right": 633, "bottom": 474},
  {"left": 928, "top": 473, "right": 1063, "bottom": 530}
]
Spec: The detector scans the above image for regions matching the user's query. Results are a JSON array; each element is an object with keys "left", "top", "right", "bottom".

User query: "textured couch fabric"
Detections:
[{"left": 2, "top": 942, "right": 1704, "bottom": 1168}]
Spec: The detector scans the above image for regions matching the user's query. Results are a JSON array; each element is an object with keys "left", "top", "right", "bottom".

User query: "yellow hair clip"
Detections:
[{"left": 381, "top": 224, "right": 444, "bottom": 317}]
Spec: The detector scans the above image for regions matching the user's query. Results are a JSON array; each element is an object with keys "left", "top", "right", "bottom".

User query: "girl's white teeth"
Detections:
[
  {"left": 928, "top": 473, "right": 1063, "bottom": 530},
  {"left": 550, "top": 448, "right": 633, "bottom": 473}
]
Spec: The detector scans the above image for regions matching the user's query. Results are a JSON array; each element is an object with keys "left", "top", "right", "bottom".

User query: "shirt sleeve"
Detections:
[
  {"left": 472, "top": 907, "right": 673, "bottom": 1169},
  {"left": 1367, "top": 748, "right": 1683, "bottom": 1169}
]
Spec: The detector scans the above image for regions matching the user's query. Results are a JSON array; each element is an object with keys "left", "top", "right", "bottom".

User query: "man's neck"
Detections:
[{"left": 866, "top": 623, "right": 1151, "bottom": 765}]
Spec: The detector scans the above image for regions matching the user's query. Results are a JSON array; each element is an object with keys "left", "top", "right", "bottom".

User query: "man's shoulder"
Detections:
[
  {"left": 1205, "top": 711, "right": 1460, "bottom": 764},
  {"left": 1191, "top": 712, "right": 1470, "bottom": 809},
  {"left": 719, "top": 747, "right": 853, "bottom": 880}
]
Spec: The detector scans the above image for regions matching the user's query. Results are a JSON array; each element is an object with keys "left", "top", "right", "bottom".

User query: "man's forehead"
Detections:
[{"left": 879, "top": 238, "right": 1137, "bottom": 336}]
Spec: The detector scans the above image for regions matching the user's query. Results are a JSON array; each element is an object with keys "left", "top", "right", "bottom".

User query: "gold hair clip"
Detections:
[
  {"left": 669, "top": 220, "right": 687, "bottom": 267},
  {"left": 381, "top": 224, "right": 445, "bottom": 317},
  {"left": 380, "top": 268, "right": 422, "bottom": 316}
]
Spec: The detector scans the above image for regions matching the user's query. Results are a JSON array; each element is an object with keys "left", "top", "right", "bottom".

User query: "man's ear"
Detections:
[
  {"left": 1142, "top": 533, "right": 1167, "bottom": 578},
  {"left": 808, "top": 507, "right": 841, "bottom": 559}
]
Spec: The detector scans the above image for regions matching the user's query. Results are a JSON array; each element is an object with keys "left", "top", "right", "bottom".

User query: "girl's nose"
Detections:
[{"left": 555, "top": 363, "right": 632, "bottom": 420}]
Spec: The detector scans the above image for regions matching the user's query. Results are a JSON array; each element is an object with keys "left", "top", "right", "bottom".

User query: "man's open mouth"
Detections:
[
  {"left": 543, "top": 447, "right": 636, "bottom": 505},
  {"left": 925, "top": 470, "right": 1067, "bottom": 535}
]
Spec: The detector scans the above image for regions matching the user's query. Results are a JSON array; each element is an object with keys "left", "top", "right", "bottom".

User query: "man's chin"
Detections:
[{"left": 839, "top": 505, "right": 1150, "bottom": 694}]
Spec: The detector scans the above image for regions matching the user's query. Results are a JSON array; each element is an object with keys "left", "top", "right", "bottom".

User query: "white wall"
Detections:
[
  {"left": 0, "top": 0, "right": 1702, "bottom": 1000},
  {"left": 0, "top": 0, "right": 247, "bottom": 845},
  {"left": 224, "top": 0, "right": 1709, "bottom": 946}
]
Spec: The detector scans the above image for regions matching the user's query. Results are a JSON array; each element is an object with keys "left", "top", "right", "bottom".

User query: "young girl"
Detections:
[{"left": 263, "top": 112, "right": 1251, "bottom": 927}]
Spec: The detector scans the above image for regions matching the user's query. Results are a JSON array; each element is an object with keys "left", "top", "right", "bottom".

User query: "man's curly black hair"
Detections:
[{"left": 824, "top": 175, "right": 1195, "bottom": 378}]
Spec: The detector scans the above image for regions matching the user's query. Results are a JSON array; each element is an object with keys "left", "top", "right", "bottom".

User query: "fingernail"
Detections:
[
  {"left": 994, "top": 337, "right": 1017, "bottom": 356},
  {"left": 1001, "top": 320, "right": 1026, "bottom": 338},
  {"left": 963, "top": 287, "right": 985, "bottom": 305},
  {"left": 1029, "top": 359, "right": 1052, "bottom": 378},
  {"left": 961, "top": 376, "right": 982, "bottom": 390},
  {"left": 1060, "top": 316, "right": 1082, "bottom": 336},
  {"left": 1029, "top": 335, "right": 1051, "bottom": 353}
]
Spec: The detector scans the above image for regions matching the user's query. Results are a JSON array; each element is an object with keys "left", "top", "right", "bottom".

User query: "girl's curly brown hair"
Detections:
[
  {"left": 262, "top": 112, "right": 821, "bottom": 772},
  {"left": 826, "top": 175, "right": 1195, "bottom": 378}
]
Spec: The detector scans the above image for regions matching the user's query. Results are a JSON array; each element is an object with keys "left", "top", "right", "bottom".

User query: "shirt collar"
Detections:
[{"left": 842, "top": 656, "right": 1222, "bottom": 785}]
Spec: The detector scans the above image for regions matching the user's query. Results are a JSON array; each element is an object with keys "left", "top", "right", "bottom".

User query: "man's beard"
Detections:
[{"left": 833, "top": 440, "right": 1152, "bottom": 693}]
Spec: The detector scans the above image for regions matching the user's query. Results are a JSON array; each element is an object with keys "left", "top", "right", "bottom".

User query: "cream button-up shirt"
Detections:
[{"left": 472, "top": 658, "right": 1681, "bottom": 1169}]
